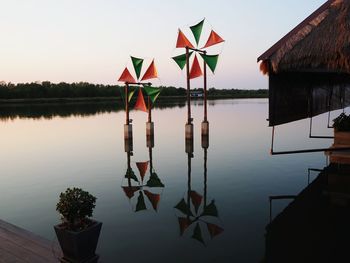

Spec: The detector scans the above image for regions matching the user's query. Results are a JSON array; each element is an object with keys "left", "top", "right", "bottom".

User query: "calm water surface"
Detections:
[{"left": 0, "top": 99, "right": 337, "bottom": 262}]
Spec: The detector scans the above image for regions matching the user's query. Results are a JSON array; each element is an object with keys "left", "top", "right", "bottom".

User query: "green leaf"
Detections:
[
  {"left": 146, "top": 172, "right": 164, "bottom": 188},
  {"left": 191, "top": 223, "right": 205, "bottom": 244},
  {"left": 136, "top": 191, "right": 147, "bottom": 212},
  {"left": 201, "top": 200, "right": 218, "bottom": 217},
  {"left": 190, "top": 19, "right": 205, "bottom": 46},
  {"left": 174, "top": 198, "right": 193, "bottom": 217},
  {"left": 200, "top": 53, "right": 219, "bottom": 73},
  {"left": 172, "top": 52, "right": 193, "bottom": 70},
  {"left": 131, "top": 56, "right": 144, "bottom": 80}
]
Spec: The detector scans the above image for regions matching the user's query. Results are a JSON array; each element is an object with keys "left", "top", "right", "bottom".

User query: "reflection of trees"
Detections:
[
  {"left": 122, "top": 147, "right": 165, "bottom": 212},
  {"left": 174, "top": 146, "right": 223, "bottom": 245},
  {"left": 0, "top": 101, "right": 186, "bottom": 121}
]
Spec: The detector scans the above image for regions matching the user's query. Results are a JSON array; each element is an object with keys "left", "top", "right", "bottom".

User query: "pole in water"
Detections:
[
  {"left": 202, "top": 51, "right": 209, "bottom": 137},
  {"left": 124, "top": 83, "right": 133, "bottom": 140},
  {"left": 185, "top": 46, "right": 194, "bottom": 140},
  {"left": 146, "top": 96, "right": 154, "bottom": 144},
  {"left": 186, "top": 46, "right": 192, "bottom": 124}
]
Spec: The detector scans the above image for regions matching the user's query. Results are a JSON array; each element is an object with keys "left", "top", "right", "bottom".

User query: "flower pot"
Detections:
[
  {"left": 54, "top": 220, "right": 102, "bottom": 263},
  {"left": 334, "top": 130, "right": 350, "bottom": 146}
]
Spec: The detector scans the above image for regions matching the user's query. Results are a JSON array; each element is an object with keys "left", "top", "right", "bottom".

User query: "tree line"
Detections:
[{"left": 0, "top": 81, "right": 267, "bottom": 100}]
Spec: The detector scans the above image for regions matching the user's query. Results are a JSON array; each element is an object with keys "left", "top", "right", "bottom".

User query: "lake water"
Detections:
[{"left": 0, "top": 99, "right": 341, "bottom": 262}]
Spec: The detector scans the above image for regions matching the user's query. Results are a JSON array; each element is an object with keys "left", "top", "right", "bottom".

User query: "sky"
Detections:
[{"left": 0, "top": 0, "right": 326, "bottom": 89}]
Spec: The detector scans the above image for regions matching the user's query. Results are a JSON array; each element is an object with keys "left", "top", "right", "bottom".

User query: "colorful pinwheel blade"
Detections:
[
  {"left": 202, "top": 30, "right": 224, "bottom": 48},
  {"left": 118, "top": 67, "right": 136, "bottom": 83},
  {"left": 190, "top": 19, "right": 205, "bottom": 46},
  {"left": 172, "top": 52, "right": 193, "bottom": 70},
  {"left": 141, "top": 60, "right": 158, "bottom": 81},
  {"left": 134, "top": 89, "right": 148, "bottom": 112},
  {"left": 144, "top": 86, "right": 161, "bottom": 104},
  {"left": 200, "top": 53, "right": 219, "bottom": 73},
  {"left": 189, "top": 54, "right": 203, "bottom": 79},
  {"left": 176, "top": 29, "right": 194, "bottom": 48},
  {"left": 131, "top": 56, "right": 144, "bottom": 80}
]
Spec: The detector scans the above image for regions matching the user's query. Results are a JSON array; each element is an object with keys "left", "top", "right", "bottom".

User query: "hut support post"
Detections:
[
  {"left": 327, "top": 88, "right": 334, "bottom": 128},
  {"left": 124, "top": 83, "right": 133, "bottom": 140},
  {"left": 202, "top": 50, "right": 209, "bottom": 137},
  {"left": 309, "top": 117, "right": 334, "bottom": 139},
  {"left": 308, "top": 88, "right": 333, "bottom": 138},
  {"left": 185, "top": 46, "right": 194, "bottom": 140}
]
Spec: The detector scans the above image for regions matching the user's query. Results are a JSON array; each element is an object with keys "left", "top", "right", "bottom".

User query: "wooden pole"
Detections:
[
  {"left": 187, "top": 152, "right": 192, "bottom": 220},
  {"left": 186, "top": 47, "right": 191, "bottom": 124},
  {"left": 204, "top": 147, "right": 207, "bottom": 206},
  {"left": 125, "top": 84, "right": 129, "bottom": 125},
  {"left": 127, "top": 151, "right": 131, "bottom": 187},
  {"left": 149, "top": 145, "right": 153, "bottom": 177},
  {"left": 148, "top": 96, "right": 152, "bottom": 123},
  {"left": 203, "top": 51, "right": 208, "bottom": 122}
]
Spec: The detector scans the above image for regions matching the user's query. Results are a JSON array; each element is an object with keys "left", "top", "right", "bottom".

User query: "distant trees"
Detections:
[
  {"left": 207, "top": 87, "right": 268, "bottom": 98},
  {"left": 0, "top": 81, "right": 267, "bottom": 100},
  {"left": 0, "top": 82, "right": 120, "bottom": 99}
]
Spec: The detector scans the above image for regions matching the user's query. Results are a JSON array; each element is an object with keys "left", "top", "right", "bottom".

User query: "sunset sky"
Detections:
[{"left": 0, "top": 0, "right": 325, "bottom": 89}]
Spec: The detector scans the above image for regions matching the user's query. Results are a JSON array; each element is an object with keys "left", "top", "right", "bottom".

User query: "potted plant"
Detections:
[
  {"left": 333, "top": 113, "right": 350, "bottom": 145},
  {"left": 54, "top": 187, "right": 102, "bottom": 263}
]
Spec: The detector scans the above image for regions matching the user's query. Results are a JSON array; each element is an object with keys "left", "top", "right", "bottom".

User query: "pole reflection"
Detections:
[{"left": 174, "top": 136, "right": 224, "bottom": 245}]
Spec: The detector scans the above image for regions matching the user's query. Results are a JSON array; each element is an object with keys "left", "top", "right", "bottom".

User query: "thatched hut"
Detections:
[{"left": 258, "top": 0, "right": 350, "bottom": 126}]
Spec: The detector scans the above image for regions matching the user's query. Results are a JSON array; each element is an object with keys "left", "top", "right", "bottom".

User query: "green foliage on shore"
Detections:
[{"left": 0, "top": 81, "right": 267, "bottom": 100}]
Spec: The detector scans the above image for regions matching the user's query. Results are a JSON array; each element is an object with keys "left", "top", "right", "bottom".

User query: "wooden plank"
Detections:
[
  {"left": 0, "top": 237, "right": 48, "bottom": 263},
  {"left": 0, "top": 219, "right": 61, "bottom": 262},
  {"left": 0, "top": 220, "right": 55, "bottom": 251},
  {"left": 0, "top": 227, "right": 59, "bottom": 261},
  {"left": 0, "top": 246, "right": 24, "bottom": 263}
]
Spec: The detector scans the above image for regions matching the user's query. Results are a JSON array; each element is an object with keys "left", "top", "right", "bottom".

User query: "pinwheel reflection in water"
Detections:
[
  {"left": 172, "top": 18, "right": 224, "bottom": 139},
  {"left": 174, "top": 136, "right": 223, "bottom": 245},
  {"left": 122, "top": 139, "right": 164, "bottom": 212},
  {"left": 118, "top": 56, "right": 162, "bottom": 141}
]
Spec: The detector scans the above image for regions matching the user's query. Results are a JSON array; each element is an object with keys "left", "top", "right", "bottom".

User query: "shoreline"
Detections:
[{"left": 0, "top": 95, "right": 267, "bottom": 105}]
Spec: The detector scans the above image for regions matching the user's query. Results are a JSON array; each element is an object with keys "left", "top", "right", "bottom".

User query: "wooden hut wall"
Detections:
[{"left": 269, "top": 72, "right": 350, "bottom": 126}]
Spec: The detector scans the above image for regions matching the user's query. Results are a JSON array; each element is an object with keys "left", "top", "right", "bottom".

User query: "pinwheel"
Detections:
[
  {"left": 172, "top": 19, "right": 224, "bottom": 133},
  {"left": 118, "top": 56, "right": 162, "bottom": 126}
]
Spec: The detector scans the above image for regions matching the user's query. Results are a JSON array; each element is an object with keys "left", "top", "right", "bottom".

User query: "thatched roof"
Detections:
[{"left": 258, "top": 0, "right": 350, "bottom": 75}]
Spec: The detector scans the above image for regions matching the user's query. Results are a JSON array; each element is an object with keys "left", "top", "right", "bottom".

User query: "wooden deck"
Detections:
[{"left": 0, "top": 219, "right": 62, "bottom": 262}]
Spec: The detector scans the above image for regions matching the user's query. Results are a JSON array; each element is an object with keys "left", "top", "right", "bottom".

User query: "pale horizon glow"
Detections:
[{"left": 0, "top": 0, "right": 326, "bottom": 89}]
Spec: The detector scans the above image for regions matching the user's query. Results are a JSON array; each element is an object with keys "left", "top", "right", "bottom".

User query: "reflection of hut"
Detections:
[
  {"left": 258, "top": 0, "right": 350, "bottom": 127},
  {"left": 265, "top": 164, "right": 350, "bottom": 262}
]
